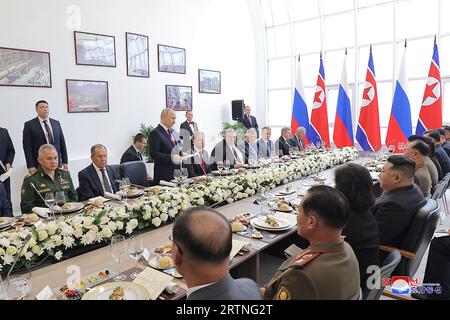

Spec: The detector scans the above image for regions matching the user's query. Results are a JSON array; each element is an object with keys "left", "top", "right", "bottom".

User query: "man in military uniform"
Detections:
[
  {"left": 21, "top": 144, "right": 77, "bottom": 213},
  {"left": 263, "top": 185, "right": 360, "bottom": 300}
]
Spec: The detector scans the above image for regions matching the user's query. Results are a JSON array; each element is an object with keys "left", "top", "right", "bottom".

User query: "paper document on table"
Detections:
[
  {"left": 133, "top": 267, "right": 173, "bottom": 300},
  {"left": 0, "top": 169, "right": 11, "bottom": 182},
  {"left": 229, "top": 239, "right": 249, "bottom": 261}
]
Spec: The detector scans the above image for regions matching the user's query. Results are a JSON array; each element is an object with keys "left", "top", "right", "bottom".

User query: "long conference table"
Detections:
[{"left": 22, "top": 155, "right": 370, "bottom": 300}]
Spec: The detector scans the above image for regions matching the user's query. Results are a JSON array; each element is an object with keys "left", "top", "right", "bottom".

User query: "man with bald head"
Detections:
[
  {"left": 172, "top": 206, "right": 262, "bottom": 300},
  {"left": 149, "top": 108, "right": 184, "bottom": 184},
  {"left": 77, "top": 144, "right": 120, "bottom": 201}
]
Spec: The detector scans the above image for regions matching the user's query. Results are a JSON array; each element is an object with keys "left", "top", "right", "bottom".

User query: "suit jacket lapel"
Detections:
[
  {"left": 185, "top": 121, "right": 193, "bottom": 135},
  {"left": 106, "top": 166, "right": 117, "bottom": 192},
  {"left": 156, "top": 125, "right": 174, "bottom": 149},
  {"left": 34, "top": 117, "right": 47, "bottom": 143}
]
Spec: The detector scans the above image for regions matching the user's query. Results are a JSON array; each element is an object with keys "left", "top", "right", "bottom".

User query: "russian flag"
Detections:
[
  {"left": 416, "top": 37, "right": 442, "bottom": 135},
  {"left": 307, "top": 53, "right": 330, "bottom": 148},
  {"left": 333, "top": 49, "right": 354, "bottom": 148},
  {"left": 356, "top": 45, "right": 381, "bottom": 152},
  {"left": 386, "top": 41, "right": 412, "bottom": 152},
  {"left": 291, "top": 55, "right": 310, "bottom": 144}
]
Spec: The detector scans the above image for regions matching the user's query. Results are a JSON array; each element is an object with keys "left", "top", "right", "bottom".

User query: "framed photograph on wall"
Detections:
[
  {"left": 66, "top": 79, "right": 109, "bottom": 113},
  {"left": 74, "top": 31, "right": 116, "bottom": 67},
  {"left": 158, "top": 44, "right": 186, "bottom": 74},
  {"left": 0, "top": 47, "right": 52, "bottom": 87},
  {"left": 166, "top": 85, "right": 192, "bottom": 111},
  {"left": 126, "top": 32, "right": 149, "bottom": 77},
  {"left": 198, "top": 69, "right": 221, "bottom": 94}
]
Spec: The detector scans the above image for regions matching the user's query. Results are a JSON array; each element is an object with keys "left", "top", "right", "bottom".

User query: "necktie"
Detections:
[
  {"left": 200, "top": 151, "right": 206, "bottom": 174},
  {"left": 43, "top": 120, "right": 54, "bottom": 145},
  {"left": 167, "top": 129, "right": 175, "bottom": 146},
  {"left": 100, "top": 168, "right": 113, "bottom": 193},
  {"left": 138, "top": 152, "right": 143, "bottom": 161},
  {"left": 232, "top": 146, "right": 242, "bottom": 164},
  {"left": 248, "top": 115, "right": 252, "bottom": 127},
  {"left": 266, "top": 141, "right": 270, "bottom": 157}
]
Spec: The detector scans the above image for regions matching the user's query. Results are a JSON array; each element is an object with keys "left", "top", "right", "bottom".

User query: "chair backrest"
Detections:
[
  {"left": 366, "top": 250, "right": 401, "bottom": 300},
  {"left": 432, "top": 179, "right": 448, "bottom": 200},
  {"left": 396, "top": 198, "right": 439, "bottom": 277},
  {"left": 119, "top": 161, "right": 148, "bottom": 187}
]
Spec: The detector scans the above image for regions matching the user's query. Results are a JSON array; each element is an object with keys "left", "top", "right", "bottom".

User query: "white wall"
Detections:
[{"left": 0, "top": 0, "right": 265, "bottom": 213}]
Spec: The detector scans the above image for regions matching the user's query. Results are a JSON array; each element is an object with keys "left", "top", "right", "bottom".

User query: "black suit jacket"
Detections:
[
  {"left": 241, "top": 114, "right": 258, "bottom": 131},
  {"left": 0, "top": 127, "right": 15, "bottom": 172},
  {"left": 148, "top": 125, "right": 181, "bottom": 184},
  {"left": 120, "top": 145, "right": 143, "bottom": 164},
  {"left": 276, "top": 136, "right": 291, "bottom": 156},
  {"left": 184, "top": 148, "right": 211, "bottom": 177},
  {"left": 0, "top": 182, "right": 12, "bottom": 217},
  {"left": 372, "top": 184, "right": 426, "bottom": 249},
  {"left": 441, "top": 141, "right": 450, "bottom": 158},
  {"left": 77, "top": 164, "right": 120, "bottom": 201},
  {"left": 22, "top": 117, "right": 68, "bottom": 168},
  {"left": 431, "top": 156, "right": 443, "bottom": 181},
  {"left": 435, "top": 145, "right": 450, "bottom": 175},
  {"left": 179, "top": 121, "right": 199, "bottom": 151},
  {"left": 210, "top": 139, "right": 240, "bottom": 171},
  {"left": 289, "top": 135, "right": 305, "bottom": 150}
]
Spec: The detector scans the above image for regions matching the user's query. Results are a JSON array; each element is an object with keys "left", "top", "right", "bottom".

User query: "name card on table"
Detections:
[
  {"left": 229, "top": 239, "right": 249, "bottom": 261},
  {"left": 35, "top": 285, "right": 54, "bottom": 300},
  {"left": 133, "top": 267, "right": 173, "bottom": 300}
]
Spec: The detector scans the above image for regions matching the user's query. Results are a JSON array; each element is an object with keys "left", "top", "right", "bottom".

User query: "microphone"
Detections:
[{"left": 5, "top": 234, "right": 33, "bottom": 282}]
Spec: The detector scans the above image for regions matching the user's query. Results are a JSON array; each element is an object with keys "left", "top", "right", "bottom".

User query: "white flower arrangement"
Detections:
[{"left": 0, "top": 148, "right": 359, "bottom": 273}]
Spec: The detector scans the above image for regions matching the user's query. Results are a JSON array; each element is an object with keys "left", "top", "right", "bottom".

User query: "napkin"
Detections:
[
  {"left": 88, "top": 196, "right": 110, "bottom": 205},
  {"left": 0, "top": 168, "right": 12, "bottom": 182},
  {"left": 104, "top": 192, "right": 121, "bottom": 200},
  {"left": 32, "top": 207, "right": 50, "bottom": 218},
  {"left": 165, "top": 282, "right": 179, "bottom": 294},
  {"left": 133, "top": 267, "right": 173, "bottom": 300},
  {"left": 159, "top": 180, "right": 177, "bottom": 188}
]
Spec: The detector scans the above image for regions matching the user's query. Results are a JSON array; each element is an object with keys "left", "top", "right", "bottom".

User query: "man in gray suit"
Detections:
[{"left": 171, "top": 206, "right": 262, "bottom": 300}]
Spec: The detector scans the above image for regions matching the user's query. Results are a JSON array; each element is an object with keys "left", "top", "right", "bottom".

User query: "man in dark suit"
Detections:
[
  {"left": 425, "top": 130, "right": 450, "bottom": 175},
  {"left": 22, "top": 100, "right": 68, "bottom": 174},
  {"left": 210, "top": 129, "right": 244, "bottom": 171},
  {"left": 257, "top": 126, "right": 273, "bottom": 158},
  {"left": 179, "top": 110, "right": 199, "bottom": 151},
  {"left": 172, "top": 206, "right": 262, "bottom": 300},
  {"left": 0, "top": 126, "right": 15, "bottom": 200},
  {"left": 238, "top": 128, "right": 258, "bottom": 164},
  {"left": 148, "top": 108, "right": 184, "bottom": 184},
  {"left": 373, "top": 155, "right": 426, "bottom": 249},
  {"left": 184, "top": 132, "right": 211, "bottom": 177},
  {"left": 289, "top": 126, "right": 306, "bottom": 150},
  {"left": 77, "top": 144, "right": 120, "bottom": 201},
  {"left": 275, "top": 127, "right": 292, "bottom": 157},
  {"left": 437, "top": 128, "right": 450, "bottom": 158},
  {"left": 0, "top": 182, "right": 12, "bottom": 217},
  {"left": 241, "top": 105, "right": 259, "bottom": 135},
  {"left": 120, "top": 133, "right": 147, "bottom": 164}
]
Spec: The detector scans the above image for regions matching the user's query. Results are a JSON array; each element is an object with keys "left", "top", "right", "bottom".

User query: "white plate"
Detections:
[
  {"left": 116, "top": 189, "right": 145, "bottom": 198},
  {"left": 82, "top": 282, "right": 150, "bottom": 300},
  {"left": 276, "top": 190, "right": 296, "bottom": 196},
  {"left": 61, "top": 202, "right": 85, "bottom": 214},
  {"left": 0, "top": 216, "right": 15, "bottom": 228},
  {"left": 252, "top": 216, "right": 291, "bottom": 230},
  {"left": 271, "top": 204, "right": 293, "bottom": 213},
  {"left": 148, "top": 257, "right": 174, "bottom": 270},
  {"left": 250, "top": 219, "right": 292, "bottom": 232}
]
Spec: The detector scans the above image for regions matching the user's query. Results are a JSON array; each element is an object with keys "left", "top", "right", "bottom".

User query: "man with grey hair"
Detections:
[
  {"left": 210, "top": 128, "right": 243, "bottom": 171},
  {"left": 77, "top": 144, "right": 120, "bottom": 201},
  {"left": 238, "top": 128, "right": 258, "bottom": 164},
  {"left": 275, "top": 127, "right": 292, "bottom": 157},
  {"left": 21, "top": 144, "right": 77, "bottom": 213},
  {"left": 289, "top": 127, "right": 306, "bottom": 150}
]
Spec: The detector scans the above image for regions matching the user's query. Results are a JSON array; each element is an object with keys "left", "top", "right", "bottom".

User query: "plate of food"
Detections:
[
  {"left": 117, "top": 188, "right": 146, "bottom": 198},
  {"left": 153, "top": 243, "right": 172, "bottom": 256},
  {"left": 212, "top": 169, "right": 236, "bottom": 176},
  {"left": 171, "top": 177, "right": 195, "bottom": 185},
  {"left": 230, "top": 221, "right": 247, "bottom": 233},
  {"left": 20, "top": 213, "right": 40, "bottom": 226},
  {"left": 229, "top": 212, "right": 254, "bottom": 225},
  {"left": 276, "top": 188, "right": 296, "bottom": 196},
  {"left": 82, "top": 282, "right": 150, "bottom": 300},
  {"left": 148, "top": 256, "right": 175, "bottom": 270},
  {"left": 57, "top": 268, "right": 116, "bottom": 297},
  {"left": 251, "top": 216, "right": 291, "bottom": 231},
  {"left": 61, "top": 202, "right": 85, "bottom": 214},
  {"left": 271, "top": 199, "right": 293, "bottom": 212},
  {"left": 0, "top": 217, "right": 15, "bottom": 229}
]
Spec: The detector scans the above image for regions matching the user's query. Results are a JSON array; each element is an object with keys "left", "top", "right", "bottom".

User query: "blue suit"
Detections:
[
  {"left": 77, "top": 164, "right": 120, "bottom": 201},
  {"left": 0, "top": 127, "right": 15, "bottom": 200},
  {"left": 22, "top": 117, "right": 68, "bottom": 168},
  {"left": 0, "top": 182, "right": 12, "bottom": 217}
]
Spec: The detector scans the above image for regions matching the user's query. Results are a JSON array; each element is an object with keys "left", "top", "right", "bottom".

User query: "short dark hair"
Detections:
[
  {"left": 173, "top": 206, "right": 232, "bottom": 263},
  {"left": 302, "top": 186, "right": 350, "bottom": 229},
  {"left": 35, "top": 100, "right": 48, "bottom": 107},
  {"left": 427, "top": 130, "right": 441, "bottom": 143},
  {"left": 409, "top": 140, "right": 430, "bottom": 157},
  {"left": 443, "top": 126, "right": 450, "bottom": 134},
  {"left": 334, "top": 163, "right": 375, "bottom": 212},
  {"left": 133, "top": 133, "right": 147, "bottom": 144},
  {"left": 408, "top": 135, "right": 436, "bottom": 157},
  {"left": 387, "top": 155, "right": 416, "bottom": 179},
  {"left": 436, "top": 128, "right": 446, "bottom": 137}
]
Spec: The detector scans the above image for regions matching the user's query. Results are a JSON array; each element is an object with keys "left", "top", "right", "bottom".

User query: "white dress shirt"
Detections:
[
  {"left": 93, "top": 163, "right": 113, "bottom": 193},
  {"left": 38, "top": 116, "right": 53, "bottom": 144}
]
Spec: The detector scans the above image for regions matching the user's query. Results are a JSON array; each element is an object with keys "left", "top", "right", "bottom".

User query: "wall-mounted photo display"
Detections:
[
  {"left": 198, "top": 69, "right": 221, "bottom": 94},
  {"left": 74, "top": 31, "right": 116, "bottom": 67},
  {"left": 158, "top": 44, "right": 186, "bottom": 74},
  {"left": 166, "top": 85, "right": 192, "bottom": 111},
  {"left": 126, "top": 32, "right": 149, "bottom": 77},
  {"left": 66, "top": 79, "right": 109, "bottom": 113},
  {"left": 0, "top": 47, "right": 51, "bottom": 87}
]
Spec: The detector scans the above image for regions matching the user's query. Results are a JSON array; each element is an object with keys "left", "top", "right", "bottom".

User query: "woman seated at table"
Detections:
[
  {"left": 334, "top": 163, "right": 380, "bottom": 298},
  {"left": 183, "top": 132, "right": 211, "bottom": 177}
]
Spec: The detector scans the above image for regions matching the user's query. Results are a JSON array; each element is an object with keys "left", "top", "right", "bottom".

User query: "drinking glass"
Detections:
[
  {"left": 110, "top": 235, "right": 127, "bottom": 281},
  {"left": 174, "top": 169, "right": 181, "bottom": 182},
  {"left": 181, "top": 168, "right": 188, "bottom": 181},
  {"left": 119, "top": 178, "right": 130, "bottom": 201},
  {"left": 128, "top": 236, "right": 144, "bottom": 279},
  {"left": 45, "top": 192, "right": 56, "bottom": 220},
  {"left": 223, "top": 160, "right": 230, "bottom": 171},
  {"left": 55, "top": 191, "right": 66, "bottom": 208},
  {"left": 217, "top": 161, "right": 224, "bottom": 175},
  {"left": 256, "top": 188, "right": 268, "bottom": 215}
]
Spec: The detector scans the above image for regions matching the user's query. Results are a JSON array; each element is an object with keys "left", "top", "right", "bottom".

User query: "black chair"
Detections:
[
  {"left": 365, "top": 250, "right": 401, "bottom": 300},
  {"left": 379, "top": 198, "right": 439, "bottom": 279},
  {"left": 119, "top": 161, "right": 149, "bottom": 187}
]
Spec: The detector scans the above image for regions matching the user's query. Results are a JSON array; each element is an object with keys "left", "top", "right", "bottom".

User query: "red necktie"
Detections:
[{"left": 167, "top": 129, "right": 175, "bottom": 146}]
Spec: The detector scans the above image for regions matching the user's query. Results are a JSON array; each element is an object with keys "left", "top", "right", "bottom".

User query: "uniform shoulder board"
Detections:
[
  {"left": 293, "top": 252, "right": 321, "bottom": 268},
  {"left": 26, "top": 171, "right": 37, "bottom": 178},
  {"left": 275, "top": 286, "right": 292, "bottom": 300}
]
